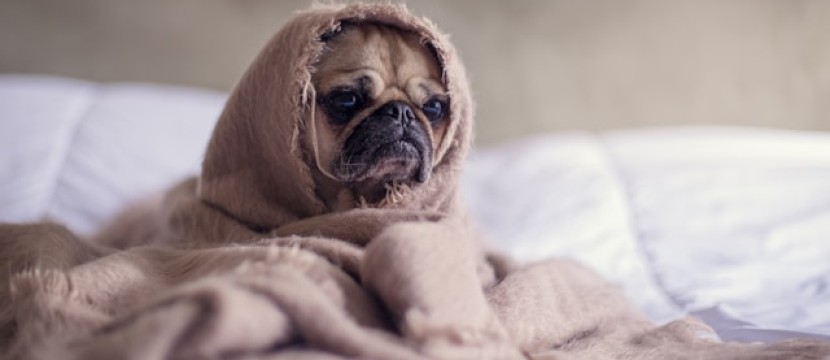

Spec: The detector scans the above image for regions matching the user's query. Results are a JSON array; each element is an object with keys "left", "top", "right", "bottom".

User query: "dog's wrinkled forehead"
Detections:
[{"left": 314, "top": 23, "right": 445, "bottom": 104}]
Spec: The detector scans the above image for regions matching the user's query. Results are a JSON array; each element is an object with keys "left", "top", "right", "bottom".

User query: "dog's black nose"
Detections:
[{"left": 381, "top": 101, "right": 415, "bottom": 125}]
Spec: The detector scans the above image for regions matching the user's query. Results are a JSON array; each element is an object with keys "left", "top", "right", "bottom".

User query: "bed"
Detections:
[{"left": 2, "top": 74, "right": 828, "bottom": 343}]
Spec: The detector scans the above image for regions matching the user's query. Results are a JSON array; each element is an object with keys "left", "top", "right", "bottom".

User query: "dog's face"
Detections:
[{"left": 311, "top": 23, "right": 448, "bottom": 203}]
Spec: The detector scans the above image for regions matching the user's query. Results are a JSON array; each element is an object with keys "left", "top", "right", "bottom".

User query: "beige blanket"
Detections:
[{"left": 1, "top": 4, "right": 828, "bottom": 359}]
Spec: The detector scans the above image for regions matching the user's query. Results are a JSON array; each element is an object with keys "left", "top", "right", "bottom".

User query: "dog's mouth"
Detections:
[
  {"left": 364, "top": 139, "right": 426, "bottom": 181},
  {"left": 338, "top": 135, "right": 431, "bottom": 184},
  {"left": 334, "top": 103, "right": 433, "bottom": 186}
]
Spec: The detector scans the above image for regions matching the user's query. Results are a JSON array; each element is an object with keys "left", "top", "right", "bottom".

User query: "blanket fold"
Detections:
[{"left": 1, "top": 3, "right": 829, "bottom": 360}]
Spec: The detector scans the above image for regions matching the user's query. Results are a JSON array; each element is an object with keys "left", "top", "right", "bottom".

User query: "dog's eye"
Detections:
[
  {"left": 330, "top": 91, "right": 361, "bottom": 113},
  {"left": 422, "top": 98, "right": 446, "bottom": 123}
]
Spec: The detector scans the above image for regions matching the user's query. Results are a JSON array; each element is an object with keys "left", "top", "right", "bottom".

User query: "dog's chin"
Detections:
[
  {"left": 362, "top": 140, "right": 423, "bottom": 182},
  {"left": 332, "top": 140, "right": 427, "bottom": 204},
  {"left": 339, "top": 139, "right": 430, "bottom": 185}
]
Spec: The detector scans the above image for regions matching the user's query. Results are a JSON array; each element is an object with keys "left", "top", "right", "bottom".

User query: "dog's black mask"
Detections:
[{"left": 336, "top": 101, "right": 432, "bottom": 185}]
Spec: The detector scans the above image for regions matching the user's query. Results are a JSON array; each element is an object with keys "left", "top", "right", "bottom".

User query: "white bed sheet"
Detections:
[
  {"left": 1, "top": 74, "right": 829, "bottom": 342},
  {"left": 464, "top": 129, "right": 830, "bottom": 342}
]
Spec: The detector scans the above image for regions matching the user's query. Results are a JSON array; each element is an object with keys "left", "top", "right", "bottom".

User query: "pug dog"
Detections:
[{"left": 308, "top": 23, "right": 449, "bottom": 209}]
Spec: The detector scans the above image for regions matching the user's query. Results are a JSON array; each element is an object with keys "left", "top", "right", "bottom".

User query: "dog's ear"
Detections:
[
  {"left": 424, "top": 42, "right": 442, "bottom": 69},
  {"left": 319, "top": 22, "right": 353, "bottom": 43},
  {"left": 320, "top": 28, "right": 341, "bottom": 42}
]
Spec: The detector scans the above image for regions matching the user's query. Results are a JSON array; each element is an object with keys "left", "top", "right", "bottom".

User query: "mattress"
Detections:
[{"left": 1, "top": 74, "right": 829, "bottom": 343}]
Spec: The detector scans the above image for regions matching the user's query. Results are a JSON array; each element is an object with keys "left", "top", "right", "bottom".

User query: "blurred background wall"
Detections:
[{"left": 1, "top": 0, "right": 828, "bottom": 144}]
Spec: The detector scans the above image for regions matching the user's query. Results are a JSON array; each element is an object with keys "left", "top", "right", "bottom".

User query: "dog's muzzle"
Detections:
[{"left": 337, "top": 101, "right": 433, "bottom": 183}]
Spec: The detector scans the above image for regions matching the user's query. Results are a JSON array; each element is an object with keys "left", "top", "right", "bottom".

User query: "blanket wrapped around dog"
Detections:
[{"left": 1, "top": 4, "right": 829, "bottom": 359}]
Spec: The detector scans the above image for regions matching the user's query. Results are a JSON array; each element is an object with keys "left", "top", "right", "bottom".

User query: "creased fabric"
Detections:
[{"left": 1, "top": 3, "right": 829, "bottom": 360}]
